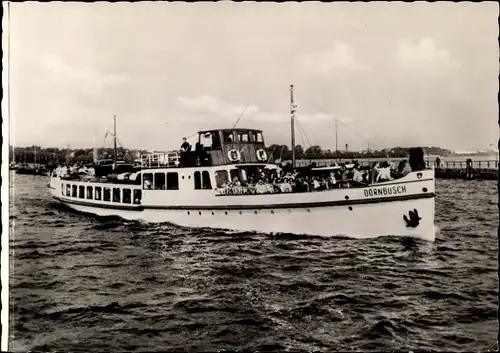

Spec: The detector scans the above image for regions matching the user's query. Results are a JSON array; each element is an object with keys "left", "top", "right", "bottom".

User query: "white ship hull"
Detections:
[{"left": 49, "top": 169, "right": 436, "bottom": 241}]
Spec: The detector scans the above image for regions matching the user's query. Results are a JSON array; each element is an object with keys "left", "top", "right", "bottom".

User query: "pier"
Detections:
[{"left": 283, "top": 158, "right": 498, "bottom": 181}]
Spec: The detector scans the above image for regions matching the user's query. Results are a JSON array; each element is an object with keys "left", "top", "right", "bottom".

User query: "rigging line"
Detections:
[
  {"left": 335, "top": 119, "right": 382, "bottom": 150},
  {"left": 295, "top": 119, "right": 308, "bottom": 151},
  {"left": 295, "top": 117, "right": 312, "bottom": 149},
  {"left": 266, "top": 143, "right": 279, "bottom": 164},
  {"left": 232, "top": 103, "right": 250, "bottom": 129},
  {"left": 299, "top": 95, "right": 381, "bottom": 150}
]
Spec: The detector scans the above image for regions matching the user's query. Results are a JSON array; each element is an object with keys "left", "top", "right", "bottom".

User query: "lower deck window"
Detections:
[
  {"left": 143, "top": 173, "right": 153, "bottom": 189},
  {"left": 72, "top": 185, "right": 77, "bottom": 198},
  {"left": 215, "top": 170, "right": 229, "bottom": 188},
  {"left": 66, "top": 185, "right": 71, "bottom": 197},
  {"left": 133, "top": 189, "right": 142, "bottom": 204},
  {"left": 167, "top": 173, "right": 179, "bottom": 190},
  {"left": 123, "top": 189, "right": 131, "bottom": 204},
  {"left": 103, "top": 188, "right": 111, "bottom": 202},
  {"left": 112, "top": 188, "right": 121, "bottom": 203},
  {"left": 86, "top": 186, "right": 93, "bottom": 199},
  {"left": 202, "top": 171, "right": 212, "bottom": 189},
  {"left": 95, "top": 187, "right": 102, "bottom": 200},
  {"left": 155, "top": 173, "right": 166, "bottom": 190},
  {"left": 61, "top": 184, "right": 64, "bottom": 196},
  {"left": 79, "top": 186, "right": 85, "bottom": 199}
]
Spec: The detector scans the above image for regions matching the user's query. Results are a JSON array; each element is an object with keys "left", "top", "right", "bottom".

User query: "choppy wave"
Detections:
[{"left": 8, "top": 173, "right": 499, "bottom": 352}]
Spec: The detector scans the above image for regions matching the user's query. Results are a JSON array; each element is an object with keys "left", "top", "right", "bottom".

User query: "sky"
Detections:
[{"left": 4, "top": 1, "right": 499, "bottom": 152}]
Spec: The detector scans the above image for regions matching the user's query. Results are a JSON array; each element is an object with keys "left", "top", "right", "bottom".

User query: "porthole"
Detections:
[
  {"left": 271, "top": 210, "right": 275, "bottom": 214},
  {"left": 188, "top": 175, "right": 191, "bottom": 179},
  {"left": 182, "top": 175, "right": 185, "bottom": 179},
  {"left": 211, "top": 212, "right": 214, "bottom": 215},
  {"left": 306, "top": 209, "right": 311, "bottom": 212},
  {"left": 225, "top": 211, "right": 228, "bottom": 215},
  {"left": 345, "top": 196, "right": 349, "bottom": 200},
  {"left": 198, "top": 211, "right": 202, "bottom": 215},
  {"left": 254, "top": 210, "right": 258, "bottom": 214},
  {"left": 422, "top": 187, "right": 428, "bottom": 192},
  {"left": 187, "top": 211, "right": 190, "bottom": 215},
  {"left": 348, "top": 206, "right": 353, "bottom": 211},
  {"left": 239, "top": 211, "right": 242, "bottom": 215}
]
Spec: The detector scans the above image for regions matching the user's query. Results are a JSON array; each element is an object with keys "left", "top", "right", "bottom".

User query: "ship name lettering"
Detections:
[{"left": 363, "top": 185, "right": 407, "bottom": 197}]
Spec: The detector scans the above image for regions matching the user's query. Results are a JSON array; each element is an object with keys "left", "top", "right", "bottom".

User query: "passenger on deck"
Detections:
[
  {"left": 370, "top": 162, "right": 380, "bottom": 183},
  {"left": 340, "top": 168, "right": 351, "bottom": 188},
  {"left": 398, "top": 160, "right": 412, "bottom": 177},
  {"left": 231, "top": 178, "right": 243, "bottom": 195},
  {"left": 353, "top": 166, "right": 364, "bottom": 183},
  {"left": 312, "top": 176, "right": 321, "bottom": 191},
  {"left": 376, "top": 162, "right": 394, "bottom": 182},
  {"left": 255, "top": 180, "right": 268, "bottom": 194},
  {"left": 280, "top": 179, "right": 293, "bottom": 193},
  {"left": 180, "top": 138, "right": 191, "bottom": 152},
  {"left": 328, "top": 172, "right": 337, "bottom": 189}
]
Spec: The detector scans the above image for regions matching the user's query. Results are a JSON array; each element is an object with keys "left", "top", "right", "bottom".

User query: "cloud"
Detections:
[
  {"left": 394, "top": 37, "right": 461, "bottom": 71},
  {"left": 177, "top": 95, "right": 353, "bottom": 126},
  {"left": 176, "top": 95, "right": 260, "bottom": 117},
  {"left": 42, "top": 54, "right": 128, "bottom": 94},
  {"left": 294, "top": 41, "right": 370, "bottom": 75}
]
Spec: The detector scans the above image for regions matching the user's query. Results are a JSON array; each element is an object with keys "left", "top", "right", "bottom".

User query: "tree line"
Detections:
[
  {"left": 266, "top": 144, "right": 452, "bottom": 160},
  {"left": 9, "top": 144, "right": 452, "bottom": 166},
  {"left": 9, "top": 146, "right": 146, "bottom": 166}
]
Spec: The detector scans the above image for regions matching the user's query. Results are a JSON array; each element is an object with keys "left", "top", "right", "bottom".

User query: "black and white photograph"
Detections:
[{"left": 2, "top": 1, "right": 498, "bottom": 351}]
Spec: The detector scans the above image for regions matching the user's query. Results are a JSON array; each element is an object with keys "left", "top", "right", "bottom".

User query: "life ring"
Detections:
[
  {"left": 256, "top": 149, "right": 268, "bottom": 162},
  {"left": 227, "top": 149, "right": 241, "bottom": 162}
]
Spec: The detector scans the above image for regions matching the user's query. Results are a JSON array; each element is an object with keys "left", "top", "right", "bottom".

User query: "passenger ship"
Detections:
[{"left": 49, "top": 86, "right": 436, "bottom": 241}]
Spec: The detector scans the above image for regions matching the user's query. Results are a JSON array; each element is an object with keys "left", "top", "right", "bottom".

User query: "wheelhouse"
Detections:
[{"left": 141, "top": 128, "right": 274, "bottom": 169}]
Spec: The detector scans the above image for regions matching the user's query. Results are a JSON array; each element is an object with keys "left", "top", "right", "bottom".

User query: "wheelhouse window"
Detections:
[
  {"left": 154, "top": 173, "right": 166, "bottom": 190},
  {"left": 223, "top": 131, "right": 234, "bottom": 143},
  {"left": 167, "top": 172, "right": 179, "bottom": 190},
  {"left": 143, "top": 173, "right": 153, "bottom": 190},
  {"left": 103, "top": 187, "right": 111, "bottom": 202},
  {"left": 215, "top": 170, "right": 229, "bottom": 188},
  {"left": 112, "top": 188, "right": 121, "bottom": 203},
  {"left": 95, "top": 187, "right": 102, "bottom": 200},
  {"left": 238, "top": 132, "right": 249, "bottom": 142},
  {"left": 254, "top": 132, "right": 264, "bottom": 143},
  {"left": 66, "top": 185, "right": 71, "bottom": 197},
  {"left": 202, "top": 171, "right": 212, "bottom": 189},
  {"left": 72, "top": 185, "right": 77, "bottom": 198},
  {"left": 133, "top": 189, "right": 142, "bottom": 204},
  {"left": 86, "top": 186, "right": 93, "bottom": 199},
  {"left": 123, "top": 189, "right": 132, "bottom": 204}
]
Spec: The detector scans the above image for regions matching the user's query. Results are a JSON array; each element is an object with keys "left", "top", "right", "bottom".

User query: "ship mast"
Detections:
[
  {"left": 290, "top": 84, "right": 296, "bottom": 170},
  {"left": 113, "top": 115, "right": 117, "bottom": 165},
  {"left": 335, "top": 118, "right": 338, "bottom": 162}
]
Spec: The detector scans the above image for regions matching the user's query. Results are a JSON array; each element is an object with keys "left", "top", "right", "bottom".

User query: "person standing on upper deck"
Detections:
[{"left": 181, "top": 138, "right": 191, "bottom": 152}]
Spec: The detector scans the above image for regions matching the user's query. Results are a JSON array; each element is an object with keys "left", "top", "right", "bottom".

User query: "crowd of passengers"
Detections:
[
  {"left": 217, "top": 159, "right": 414, "bottom": 195},
  {"left": 53, "top": 162, "right": 96, "bottom": 177}
]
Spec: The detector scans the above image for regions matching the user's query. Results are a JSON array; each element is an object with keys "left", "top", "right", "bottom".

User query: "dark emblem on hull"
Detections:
[{"left": 403, "top": 209, "right": 422, "bottom": 228}]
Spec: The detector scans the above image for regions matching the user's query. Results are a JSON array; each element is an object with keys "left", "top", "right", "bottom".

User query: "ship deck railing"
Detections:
[{"left": 140, "top": 151, "right": 181, "bottom": 169}]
